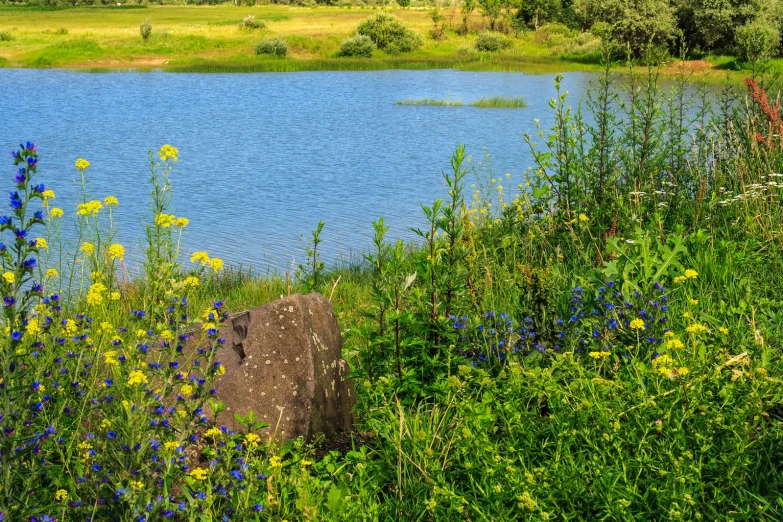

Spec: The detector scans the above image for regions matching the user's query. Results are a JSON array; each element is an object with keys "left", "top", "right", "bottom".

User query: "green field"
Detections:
[{"left": 0, "top": 4, "right": 604, "bottom": 72}]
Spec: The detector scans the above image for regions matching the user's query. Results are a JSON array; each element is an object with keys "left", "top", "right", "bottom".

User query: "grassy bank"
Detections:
[{"left": 0, "top": 4, "right": 600, "bottom": 72}]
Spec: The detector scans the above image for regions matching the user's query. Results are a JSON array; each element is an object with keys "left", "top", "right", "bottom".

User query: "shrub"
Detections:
[
  {"left": 474, "top": 31, "right": 511, "bottom": 52},
  {"left": 356, "top": 13, "right": 422, "bottom": 53},
  {"left": 0, "top": 31, "right": 11, "bottom": 42},
  {"left": 338, "top": 34, "right": 376, "bottom": 57},
  {"left": 735, "top": 19, "right": 780, "bottom": 63},
  {"left": 239, "top": 15, "right": 267, "bottom": 30},
  {"left": 55, "top": 27, "right": 69, "bottom": 35},
  {"left": 139, "top": 18, "right": 152, "bottom": 41},
  {"left": 255, "top": 37, "right": 288, "bottom": 57}
]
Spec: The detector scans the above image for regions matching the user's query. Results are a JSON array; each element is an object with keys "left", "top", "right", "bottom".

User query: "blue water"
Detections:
[{"left": 0, "top": 69, "right": 594, "bottom": 273}]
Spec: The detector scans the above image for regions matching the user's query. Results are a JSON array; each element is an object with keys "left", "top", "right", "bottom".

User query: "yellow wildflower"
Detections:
[
  {"left": 673, "top": 276, "right": 687, "bottom": 284},
  {"left": 180, "top": 384, "right": 193, "bottom": 396},
  {"left": 175, "top": 217, "right": 189, "bottom": 228},
  {"left": 45, "top": 268, "right": 58, "bottom": 278},
  {"left": 42, "top": 189, "right": 55, "bottom": 201},
  {"left": 50, "top": 207, "right": 64, "bottom": 218},
  {"left": 300, "top": 459, "right": 313, "bottom": 467},
  {"left": 99, "top": 322, "right": 113, "bottom": 333},
  {"left": 34, "top": 237, "right": 48, "bottom": 249},
  {"left": 629, "top": 318, "right": 646, "bottom": 331},
  {"left": 76, "top": 200, "right": 103, "bottom": 217},
  {"left": 190, "top": 251, "right": 210, "bottom": 265},
  {"left": 80, "top": 243, "right": 95, "bottom": 256},
  {"left": 183, "top": 276, "right": 199, "bottom": 288},
  {"left": 104, "top": 196, "right": 119, "bottom": 206},
  {"left": 205, "top": 427, "right": 222, "bottom": 438},
  {"left": 663, "top": 330, "right": 675, "bottom": 338},
  {"left": 55, "top": 489, "right": 69, "bottom": 502},
  {"left": 103, "top": 351, "right": 119, "bottom": 365},
  {"left": 63, "top": 320, "right": 77, "bottom": 336},
  {"left": 129, "top": 480, "right": 143, "bottom": 490},
  {"left": 2, "top": 272, "right": 15, "bottom": 284},
  {"left": 588, "top": 351, "right": 610, "bottom": 359},
  {"left": 158, "top": 144, "right": 179, "bottom": 163},
  {"left": 269, "top": 456, "right": 282, "bottom": 468},
  {"left": 176, "top": 408, "right": 187, "bottom": 418},
  {"left": 128, "top": 370, "right": 148, "bottom": 386},
  {"left": 100, "top": 418, "right": 112, "bottom": 429},
  {"left": 189, "top": 468, "right": 208, "bottom": 481},
  {"left": 689, "top": 299, "right": 699, "bottom": 305},
  {"left": 75, "top": 158, "right": 90, "bottom": 170},
  {"left": 154, "top": 213, "right": 176, "bottom": 228},
  {"left": 160, "top": 330, "right": 174, "bottom": 341},
  {"left": 245, "top": 433, "right": 261, "bottom": 448},
  {"left": 684, "top": 269, "right": 698, "bottom": 279},
  {"left": 110, "top": 291, "right": 121, "bottom": 301},
  {"left": 666, "top": 338, "right": 685, "bottom": 350},
  {"left": 209, "top": 257, "right": 224, "bottom": 272},
  {"left": 25, "top": 319, "right": 40, "bottom": 336},
  {"left": 685, "top": 323, "right": 709, "bottom": 334},
  {"left": 164, "top": 441, "right": 180, "bottom": 452},
  {"left": 578, "top": 213, "right": 589, "bottom": 222},
  {"left": 718, "top": 326, "right": 729, "bottom": 335},
  {"left": 86, "top": 283, "right": 106, "bottom": 306},
  {"left": 108, "top": 244, "right": 125, "bottom": 261}
]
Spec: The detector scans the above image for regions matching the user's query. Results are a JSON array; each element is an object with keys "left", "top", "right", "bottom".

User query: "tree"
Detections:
[
  {"left": 673, "top": 0, "right": 767, "bottom": 52},
  {"left": 573, "top": 0, "right": 676, "bottom": 58},
  {"left": 461, "top": 0, "right": 476, "bottom": 32},
  {"left": 479, "top": 0, "right": 502, "bottom": 30}
]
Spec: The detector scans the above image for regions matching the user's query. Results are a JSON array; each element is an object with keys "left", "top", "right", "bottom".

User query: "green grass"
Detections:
[{"left": 396, "top": 95, "right": 527, "bottom": 108}]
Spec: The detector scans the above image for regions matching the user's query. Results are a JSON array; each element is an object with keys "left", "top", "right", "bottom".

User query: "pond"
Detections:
[{"left": 0, "top": 69, "right": 595, "bottom": 273}]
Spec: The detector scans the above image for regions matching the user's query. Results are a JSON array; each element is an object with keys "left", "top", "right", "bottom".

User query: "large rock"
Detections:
[{"left": 213, "top": 293, "right": 355, "bottom": 441}]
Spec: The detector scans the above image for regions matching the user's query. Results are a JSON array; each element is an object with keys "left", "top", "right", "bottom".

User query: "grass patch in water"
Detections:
[
  {"left": 396, "top": 98, "right": 464, "bottom": 106},
  {"left": 396, "top": 96, "right": 527, "bottom": 108},
  {"left": 471, "top": 96, "right": 527, "bottom": 108}
]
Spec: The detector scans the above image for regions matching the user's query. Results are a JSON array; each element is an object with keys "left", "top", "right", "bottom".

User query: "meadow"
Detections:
[
  {"left": 1, "top": 47, "right": 783, "bottom": 520},
  {"left": 0, "top": 3, "right": 615, "bottom": 72}
]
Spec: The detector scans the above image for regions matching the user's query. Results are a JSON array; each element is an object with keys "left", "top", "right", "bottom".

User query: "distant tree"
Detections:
[
  {"left": 461, "top": 0, "right": 476, "bottom": 32},
  {"left": 397, "top": 0, "right": 411, "bottom": 7},
  {"left": 479, "top": 0, "right": 502, "bottom": 30},
  {"left": 573, "top": 0, "right": 675, "bottom": 58},
  {"left": 518, "top": 0, "right": 564, "bottom": 28},
  {"left": 672, "top": 0, "right": 766, "bottom": 53}
]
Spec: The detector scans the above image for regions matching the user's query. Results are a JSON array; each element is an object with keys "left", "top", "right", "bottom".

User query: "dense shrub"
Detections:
[
  {"left": 474, "top": 30, "right": 511, "bottom": 52},
  {"left": 356, "top": 13, "right": 422, "bottom": 53},
  {"left": 255, "top": 37, "right": 288, "bottom": 57},
  {"left": 139, "top": 17, "right": 152, "bottom": 41},
  {"left": 239, "top": 15, "right": 267, "bottom": 30},
  {"left": 735, "top": 19, "right": 780, "bottom": 62},
  {"left": 338, "top": 34, "right": 376, "bottom": 57},
  {"left": 0, "top": 31, "right": 12, "bottom": 42}
]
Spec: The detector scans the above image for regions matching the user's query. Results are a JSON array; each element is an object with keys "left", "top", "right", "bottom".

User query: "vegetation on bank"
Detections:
[
  {"left": 0, "top": 2, "right": 780, "bottom": 75},
  {"left": 3, "top": 52, "right": 783, "bottom": 520}
]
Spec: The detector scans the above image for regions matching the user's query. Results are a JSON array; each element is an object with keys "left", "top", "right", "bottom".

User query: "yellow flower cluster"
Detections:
[
  {"left": 110, "top": 291, "right": 121, "bottom": 301},
  {"left": 76, "top": 200, "right": 103, "bottom": 217},
  {"left": 158, "top": 144, "right": 179, "bottom": 163},
  {"left": 189, "top": 468, "right": 208, "bottom": 481},
  {"left": 191, "top": 251, "right": 210, "bottom": 265},
  {"left": 50, "top": 207, "right": 64, "bottom": 218},
  {"left": 209, "top": 258, "right": 224, "bottom": 271},
  {"left": 205, "top": 427, "right": 222, "bottom": 438},
  {"left": 104, "top": 196, "right": 119, "bottom": 206},
  {"left": 42, "top": 190, "right": 55, "bottom": 207},
  {"left": 164, "top": 441, "right": 180, "bottom": 452},
  {"left": 130, "top": 480, "right": 143, "bottom": 490},
  {"left": 674, "top": 269, "right": 699, "bottom": 283},
  {"left": 34, "top": 237, "right": 47, "bottom": 249},
  {"left": 45, "top": 268, "right": 58, "bottom": 278},
  {"left": 685, "top": 323, "right": 709, "bottom": 334},
  {"left": 154, "top": 213, "right": 189, "bottom": 229},
  {"left": 666, "top": 338, "right": 685, "bottom": 350},
  {"left": 80, "top": 242, "right": 95, "bottom": 256},
  {"left": 86, "top": 283, "right": 107, "bottom": 306},
  {"left": 183, "top": 276, "right": 199, "bottom": 288},
  {"left": 2, "top": 272, "right": 15, "bottom": 284},
  {"left": 180, "top": 384, "right": 193, "bottom": 396},
  {"left": 26, "top": 319, "right": 41, "bottom": 336},
  {"left": 103, "top": 351, "right": 119, "bottom": 365},
  {"left": 245, "top": 433, "right": 262, "bottom": 448},
  {"left": 629, "top": 318, "right": 646, "bottom": 331},
  {"left": 588, "top": 351, "right": 610, "bottom": 359},
  {"left": 128, "top": 370, "right": 148, "bottom": 386},
  {"left": 55, "top": 489, "right": 69, "bottom": 502},
  {"left": 108, "top": 243, "right": 125, "bottom": 261},
  {"left": 75, "top": 158, "right": 91, "bottom": 170}
]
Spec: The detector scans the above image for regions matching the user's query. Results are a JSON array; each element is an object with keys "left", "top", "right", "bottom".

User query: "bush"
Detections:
[
  {"left": 239, "top": 15, "right": 267, "bottom": 30},
  {"left": 338, "top": 34, "right": 376, "bottom": 57},
  {"left": 0, "top": 31, "right": 12, "bottom": 42},
  {"left": 356, "top": 13, "right": 422, "bottom": 54},
  {"left": 735, "top": 19, "right": 780, "bottom": 63},
  {"left": 255, "top": 37, "right": 288, "bottom": 57},
  {"left": 474, "top": 31, "right": 511, "bottom": 52},
  {"left": 139, "top": 18, "right": 152, "bottom": 41}
]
